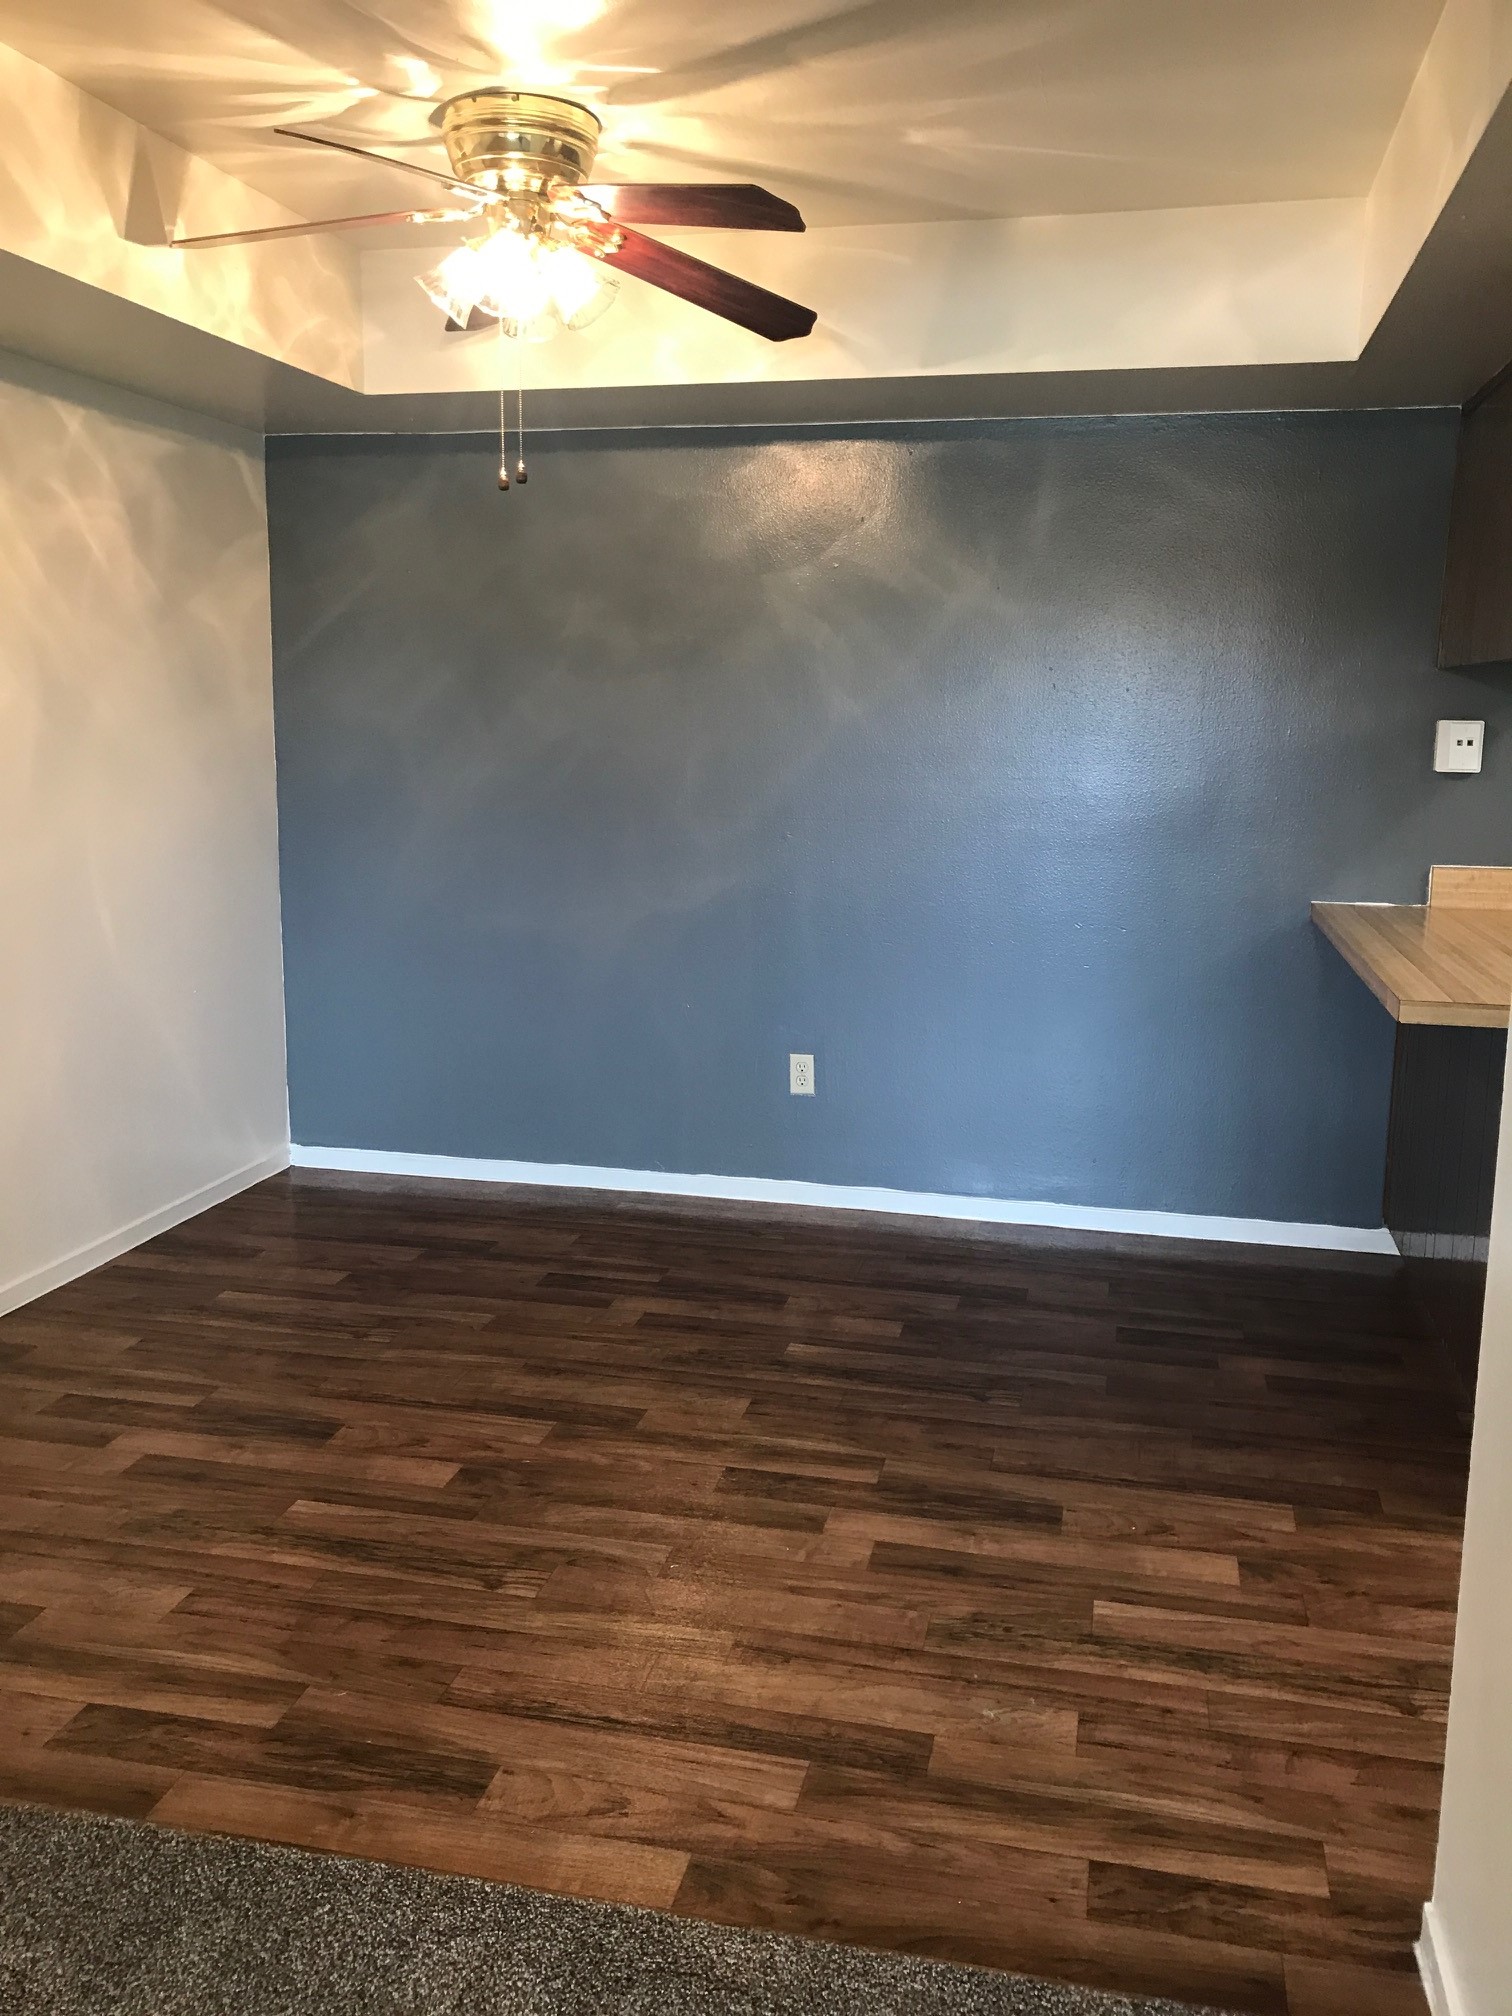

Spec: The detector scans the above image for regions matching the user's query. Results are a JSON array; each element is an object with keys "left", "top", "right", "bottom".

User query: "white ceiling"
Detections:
[{"left": 0, "top": 0, "right": 1447, "bottom": 230}]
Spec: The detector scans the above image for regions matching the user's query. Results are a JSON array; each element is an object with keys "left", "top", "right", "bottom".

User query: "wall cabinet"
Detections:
[{"left": 1440, "top": 373, "right": 1512, "bottom": 668}]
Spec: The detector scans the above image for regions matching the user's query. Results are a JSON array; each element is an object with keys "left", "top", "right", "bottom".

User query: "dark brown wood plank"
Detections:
[{"left": 0, "top": 1170, "right": 1458, "bottom": 2016}]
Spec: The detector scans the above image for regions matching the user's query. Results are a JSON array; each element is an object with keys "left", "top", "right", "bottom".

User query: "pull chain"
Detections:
[
  {"left": 506, "top": 326, "right": 520, "bottom": 495},
  {"left": 492, "top": 319, "right": 532, "bottom": 492}
]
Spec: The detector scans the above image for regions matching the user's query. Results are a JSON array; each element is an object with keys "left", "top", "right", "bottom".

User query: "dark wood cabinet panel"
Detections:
[
  {"left": 1439, "top": 372, "right": 1512, "bottom": 667},
  {"left": 1384, "top": 1023, "right": 1505, "bottom": 1397}
]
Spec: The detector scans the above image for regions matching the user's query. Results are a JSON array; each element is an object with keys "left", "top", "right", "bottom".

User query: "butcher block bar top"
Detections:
[{"left": 1312, "top": 865, "right": 1512, "bottom": 1027}]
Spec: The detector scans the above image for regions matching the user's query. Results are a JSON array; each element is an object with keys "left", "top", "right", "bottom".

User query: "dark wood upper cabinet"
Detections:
[{"left": 1440, "top": 369, "right": 1512, "bottom": 668}]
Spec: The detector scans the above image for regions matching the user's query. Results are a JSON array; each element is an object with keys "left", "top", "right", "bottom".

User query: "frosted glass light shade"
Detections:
[{"left": 418, "top": 227, "right": 617, "bottom": 339}]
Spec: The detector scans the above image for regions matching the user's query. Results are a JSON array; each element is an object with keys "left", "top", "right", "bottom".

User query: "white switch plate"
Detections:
[
  {"left": 1435, "top": 719, "right": 1484, "bottom": 774},
  {"left": 789, "top": 1052, "right": 815, "bottom": 1096}
]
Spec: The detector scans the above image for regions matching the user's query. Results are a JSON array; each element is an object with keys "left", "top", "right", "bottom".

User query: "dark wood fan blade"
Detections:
[
  {"left": 172, "top": 207, "right": 440, "bottom": 249},
  {"left": 595, "top": 227, "right": 816, "bottom": 341},
  {"left": 578, "top": 184, "right": 804, "bottom": 231},
  {"left": 274, "top": 126, "right": 493, "bottom": 203}
]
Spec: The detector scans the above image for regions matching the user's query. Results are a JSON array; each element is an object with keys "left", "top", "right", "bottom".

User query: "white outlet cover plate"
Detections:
[
  {"left": 790, "top": 1053, "right": 815, "bottom": 1096},
  {"left": 1435, "top": 719, "right": 1484, "bottom": 773}
]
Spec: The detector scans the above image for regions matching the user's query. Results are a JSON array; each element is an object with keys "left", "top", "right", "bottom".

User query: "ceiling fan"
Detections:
[{"left": 171, "top": 88, "right": 818, "bottom": 349}]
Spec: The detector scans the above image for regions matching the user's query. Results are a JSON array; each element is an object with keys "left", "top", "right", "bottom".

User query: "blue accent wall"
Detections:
[{"left": 267, "top": 411, "right": 1512, "bottom": 1224}]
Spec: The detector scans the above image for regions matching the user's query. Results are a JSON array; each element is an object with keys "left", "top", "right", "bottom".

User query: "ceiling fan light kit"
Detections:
[{"left": 172, "top": 83, "right": 817, "bottom": 490}]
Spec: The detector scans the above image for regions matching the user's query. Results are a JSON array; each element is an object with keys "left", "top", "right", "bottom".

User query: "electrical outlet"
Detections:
[
  {"left": 789, "top": 1052, "right": 815, "bottom": 1096},
  {"left": 1435, "top": 719, "right": 1484, "bottom": 774}
]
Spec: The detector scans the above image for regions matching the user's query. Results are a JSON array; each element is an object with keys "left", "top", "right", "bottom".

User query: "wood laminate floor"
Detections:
[{"left": 0, "top": 1174, "right": 1471, "bottom": 2016}]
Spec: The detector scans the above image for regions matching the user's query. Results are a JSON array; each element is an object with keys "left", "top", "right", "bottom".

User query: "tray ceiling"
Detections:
[{"left": 0, "top": 0, "right": 1446, "bottom": 229}]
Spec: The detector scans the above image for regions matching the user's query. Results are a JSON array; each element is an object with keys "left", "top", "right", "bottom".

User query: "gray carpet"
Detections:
[{"left": 0, "top": 1803, "right": 1224, "bottom": 2016}]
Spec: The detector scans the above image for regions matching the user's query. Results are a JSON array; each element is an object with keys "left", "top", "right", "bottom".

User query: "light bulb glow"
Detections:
[
  {"left": 418, "top": 225, "right": 617, "bottom": 339},
  {"left": 544, "top": 243, "right": 616, "bottom": 328},
  {"left": 468, "top": 0, "right": 605, "bottom": 85}
]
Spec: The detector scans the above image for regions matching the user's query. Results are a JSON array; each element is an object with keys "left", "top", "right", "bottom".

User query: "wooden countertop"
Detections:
[{"left": 1311, "top": 865, "right": 1512, "bottom": 1028}]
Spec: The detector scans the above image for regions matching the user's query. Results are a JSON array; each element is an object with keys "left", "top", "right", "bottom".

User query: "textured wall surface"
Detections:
[
  {"left": 269, "top": 412, "right": 1512, "bottom": 1225},
  {"left": 0, "top": 349, "right": 288, "bottom": 1306}
]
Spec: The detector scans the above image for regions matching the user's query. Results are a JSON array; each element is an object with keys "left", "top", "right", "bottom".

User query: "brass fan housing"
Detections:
[{"left": 436, "top": 90, "right": 602, "bottom": 198}]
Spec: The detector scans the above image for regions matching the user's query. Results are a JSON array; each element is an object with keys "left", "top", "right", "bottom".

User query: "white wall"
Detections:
[
  {"left": 0, "top": 39, "right": 362, "bottom": 388},
  {"left": 1363, "top": 0, "right": 1512, "bottom": 341},
  {"left": 361, "top": 198, "right": 1366, "bottom": 398},
  {"left": 0, "top": 349, "right": 288, "bottom": 1314},
  {"left": 1421, "top": 1040, "right": 1512, "bottom": 2015}
]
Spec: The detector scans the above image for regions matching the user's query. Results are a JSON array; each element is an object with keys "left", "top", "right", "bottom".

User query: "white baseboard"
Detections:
[
  {"left": 1419, "top": 1901, "right": 1472, "bottom": 2016},
  {"left": 0, "top": 1149, "right": 291, "bottom": 1319},
  {"left": 289, "top": 1146, "right": 1397, "bottom": 1256}
]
